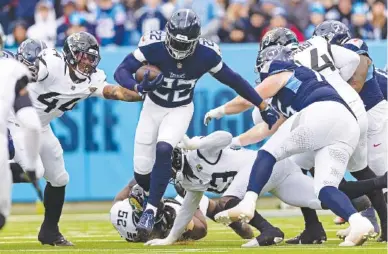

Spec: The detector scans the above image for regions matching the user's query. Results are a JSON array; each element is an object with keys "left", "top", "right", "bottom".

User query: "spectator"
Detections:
[
  {"left": 350, "top": 2, "right": 374, "bottom": 40},
  {"left": 0, "top": 0, "right": 17, "bottom": 34},
  {"left": 304, "top": 2, "right": 326, "bottom": 39},
  {"left": 57, "top": 0, "right": 77, "bottom": 46},
  {"left": 325, "top": 0, "right": 352, "bottom": 27},
  {"left": 225, "top": 0, "right": 249, "bottom": 23},
  {"left": 57, "top": 12, "right": 90, "bottom": 46},
  {"left": 260, "top": 0, "right": 283, "bottom": 16},
  {"left": 16, "top": 0, "right": 39, "bottom": 26},
  {"left": 176, "top": 0, "right": 224, "bottom": 42},
  {"left": 370, "top": 0, "right": 387, "bottom": 39},
  {"left": 244, "top": 5, "right": 269, "bottom": 42},
  {"left": 160, "top": 0, "right": 176, "bottom": 19},
  {"left": 260, "top": 7, "right": 305, "bottom": 41},
  {"left": 5, "top": 20, "right": 28, "bottom": 48},
  {"left": 26, "top": 0, "right": 57, "bottom": 47},
  {"left": 218, "top": 18, "right": 250, "bottom": 43},
  {"left": 93, "top": 0, "right": 126, "bottom": 46},
  {"left": 135, "top": 0, "right": 167, "bottom": 35},
  {"left": 284, "top": 0, "right": 310, "bottom": 31},
  {"left": 121, "top": 0, "right": 141, "bottom": 45}
]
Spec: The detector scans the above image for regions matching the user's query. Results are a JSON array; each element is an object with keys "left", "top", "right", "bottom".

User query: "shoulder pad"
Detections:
[
  {"left": 39, "top": 48, "right": 64, "bottom": 69},
  {"left": 138, "top": 30, "right": 166, "bottom": 47},
  {"left": 198, "top": 38, "right": 221, "bottom": 56},
  {"left": 260, "top": 60, "right": 296, "bottom": 81},
  {"left": 344, "top": 38, "right": 369, "bottom": 56},
  {"left": 90, "top": 69, "right": 107, "bottom": 85},
  {"left": 0, "top": 50, "right": 14, "bottom": 59}
]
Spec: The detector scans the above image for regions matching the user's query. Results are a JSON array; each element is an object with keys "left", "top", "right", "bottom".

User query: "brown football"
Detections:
[{"left": 135, "top": 65, "right": 161, "bottom": 82}]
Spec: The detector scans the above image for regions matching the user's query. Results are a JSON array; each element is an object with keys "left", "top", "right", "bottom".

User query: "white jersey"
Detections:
[
  {"left": 292, "top": 36, "right": 365, "bottom": 116},
  {"left": 12, "top": 48, "right": 106, "bottom": 126},
  {"left": 0, "top": 58, "right": 30, "bottom": 131},
  {"left": 178, "top": 146, "right": 256, "bottom": 193}
]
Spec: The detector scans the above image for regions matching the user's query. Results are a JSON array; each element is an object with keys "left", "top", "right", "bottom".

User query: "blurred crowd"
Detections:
[{"left": 0, "top": 0, "right": 386, "bottom": 48}]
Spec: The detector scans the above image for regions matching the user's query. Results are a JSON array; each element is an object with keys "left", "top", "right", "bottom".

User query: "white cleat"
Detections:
[
  {"left": 241, "top": 236, "right": 283, "bottom": 248},
  {"left": 337, "top": 226, "right": 351, "bottom": 240},
  {"left": 214, "top": 201, "right": 255, "bottom": 225},
  {"left": 339, "top": 214, "right": 375, "bottom": 247},
  {"left": 333, "top": 216, "right": 346, "bottom": 225}
]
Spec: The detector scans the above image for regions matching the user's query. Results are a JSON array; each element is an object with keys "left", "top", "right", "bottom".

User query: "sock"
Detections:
[
  {"left": 148, "top": 142, "right": 173, "bottom": 207},
  {"left": 351, "top": 196, "right": 372, "bottom": 212},
  {"left": 42, "top": 182, "right": 65, "bottom": 231},
  {"left": 145, "top": 203, "right": 157, "bottom": 214},
  {"left": 247, "top": 150, "right": 276, "bottom": 194},
  {"left": 0, "top": 213, "right": 5, "bottom": 229},
  {"left": 134, "top": 172, "right": 151, "bottom": 192},
  {"left": 224, "top": 197, "right": 272, "bottom": 232},
  {"left": 318, "top": 186, "right": 357, "bottom": 221},
  {"left": 339, "top": 178, "right": 384, "bottom": 199},
  {"left": 352, "top": 167, "right": 387, "bottom": 226},
  {"left": 10, "top": 163, "right": 28, "bottom": 183},
  {"left": 301, "top": 207, "right": 320, "bottom": 227}
]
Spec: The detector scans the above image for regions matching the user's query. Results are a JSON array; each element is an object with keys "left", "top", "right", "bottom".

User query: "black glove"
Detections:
[{"left": 260, "top": 105, "right": 280, "bottom": 130}]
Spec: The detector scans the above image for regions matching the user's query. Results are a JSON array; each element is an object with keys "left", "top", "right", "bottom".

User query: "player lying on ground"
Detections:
[
  {"left": 111, "top": 179, "right": 207, "bottom": 242},
  {"left": 207, "top": 45, "right": 376, "bottom": 247},
  {"left": 114, "top": 9, "right": 271, "bottom": 241},
  {"left": 145, "top": 130, "right": 387, "bottom": 247},
  {"left": 0, "top": 34, "right": 42, "bottom": 231},
  {"left": 8, "top": 34, "right": 143, "bottom": 246}
]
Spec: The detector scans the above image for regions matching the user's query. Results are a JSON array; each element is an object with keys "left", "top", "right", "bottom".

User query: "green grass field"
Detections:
[{"left": 1, "top": 203, "right": 387, "bottom": 254}]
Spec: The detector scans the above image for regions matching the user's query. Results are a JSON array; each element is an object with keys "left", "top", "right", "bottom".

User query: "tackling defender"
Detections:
[
  {"left": 12, "top": 32, "right": 143, "bottom": 246},
  {"left": 114, "top": 9, "right": 270, "bottom": 240}
]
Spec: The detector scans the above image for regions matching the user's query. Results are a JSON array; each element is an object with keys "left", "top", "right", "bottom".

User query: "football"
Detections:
[{"left": 135, "top": 65, "right": 161, "bottom": 82}]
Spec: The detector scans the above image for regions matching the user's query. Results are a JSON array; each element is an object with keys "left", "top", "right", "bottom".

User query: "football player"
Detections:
[
  {"left": 12, "top": 32, "right": 143, "bottom": 246},
  {"left": 0, "top": 35, "right": 42, "bottom": 231},
  {"left": 375, "top": 68, "right": 387, "bottom": 100},
  {"left": 208, "top": 46, "right": 375, "bottom": 246},
  {"left": 111, "top": 180, "right": 208, "bottom": 242},
  {"left": 113, "top": 9, "right": 271, "bottom": 240},
  {"left": 146, "top": 130, "right": 387, "bottom": 247},
  {"left": 313, "top": 20, "right": 387, "bottom": 242}
]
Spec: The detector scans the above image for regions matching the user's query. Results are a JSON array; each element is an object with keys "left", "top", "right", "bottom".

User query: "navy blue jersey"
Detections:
[
  {"left": 137, "top": 30, "right": 222, "bottom": 108},
  {"left": 343, "top": 39, "right": 384, "bottom": 111},
  {"left": 260, "top": 60, "right": 348, "bottom": 118},
  {"left": 0, "top": 50, "right": 15, "bottom": 59},
  {"left": 375, "top": 68, "right": 387, "bottom": 100}
]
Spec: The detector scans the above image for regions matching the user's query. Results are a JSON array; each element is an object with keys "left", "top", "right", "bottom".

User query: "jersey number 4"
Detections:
[
  {"left": 37, "top": 92, "right": 81, "bottom": 113},
  {"left": 309, "top": 48, "right": 335, "bottom": 72}
]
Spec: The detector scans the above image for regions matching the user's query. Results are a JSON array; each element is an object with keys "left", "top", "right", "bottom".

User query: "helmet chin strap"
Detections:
[{"left": 74, "top": 66, "right": 88, "bottom": 79}]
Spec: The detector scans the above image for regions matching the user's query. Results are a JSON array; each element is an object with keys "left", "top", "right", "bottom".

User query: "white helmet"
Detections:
[{"left": 110, "top": 199, "right": 140, "bottom": 242}]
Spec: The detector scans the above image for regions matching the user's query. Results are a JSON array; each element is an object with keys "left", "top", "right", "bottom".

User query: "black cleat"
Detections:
[
  {"left": 286, "top": 222, "right": 327, "bottom": 244},
  {"left": 242, "top": 227, "right": 284, "bottom": 247},
  {"left": 377, "top": 224, "right": 387, "bottom": 242},
  {"left": 38, "top": 228, "right": 74, "bottom": 246}
]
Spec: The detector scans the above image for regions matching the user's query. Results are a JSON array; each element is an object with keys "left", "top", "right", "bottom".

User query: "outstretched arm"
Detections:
[
  {"left": 181, "top": 131, "right": 233, "bottom": 157},
  {"left": 102, "top": 84, "right": 143, "bottom": 102},
  {"left": 113, "top": 51, "right": 144, "bottom": 91}
]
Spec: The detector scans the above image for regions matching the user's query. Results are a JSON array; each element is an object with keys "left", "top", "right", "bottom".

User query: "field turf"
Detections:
[{"left": 0, "top": 204, "right": 386, "bottom": 254}]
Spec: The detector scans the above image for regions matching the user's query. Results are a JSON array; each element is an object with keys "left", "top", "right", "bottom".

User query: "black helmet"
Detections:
[
  {"left": 313, "top": 20, "right": 351, "bottom": 45},
  {"left": 16, "top": 39, "right": 47, "bottom": 66},
  {"left": 255, "top": 45, "right": 293, "bottom": 73},
  {"left": 165, "top": 9, "right": 201, "bottom": 60},
  {"left": 63, "top": 32, "right": 101, "bottom": 77},
  {"left": 261, "top": 27, "right": 299, "bottom": 51},
  {"left": 171, "top": 147, "right": 185, "bottom": 178}
]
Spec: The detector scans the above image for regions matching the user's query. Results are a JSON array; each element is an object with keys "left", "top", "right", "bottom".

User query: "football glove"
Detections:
[
  {"left": 136, "top": 70, "right": 164, "bottom": 95},
  {"left": 260, "top": 105, "right": 279, "bottom": 130},
  {"left": 204, "top": 106, "right": 225, "bottom": 126}
]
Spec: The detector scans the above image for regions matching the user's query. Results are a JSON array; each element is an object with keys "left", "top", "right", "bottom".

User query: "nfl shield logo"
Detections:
[{"left": 177, "top": 62, "right": 182, "bottom": 69}]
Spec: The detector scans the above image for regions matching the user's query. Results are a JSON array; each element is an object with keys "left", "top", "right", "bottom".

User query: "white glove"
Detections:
[
  {"left": 229, "top": 137, "right": 242, "bottom": 149},
  {"left": 204, "top": 106, "right": 226, "bottom": 126},
  {"left": 144, "top": 236, "right": 176, "bottom": 246}
]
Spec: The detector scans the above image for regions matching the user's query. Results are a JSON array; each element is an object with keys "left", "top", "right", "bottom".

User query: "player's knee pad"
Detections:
[
  {"left": 134, "top": 156, "right": 154, "bottom": 175},
  {"left": 50, "top": 171, "right": 69, "bottom": 187},
  {"left": 0, "top": 213, "right": 5, "bottom": 230},
  {"left": 134, "top": 172, "right": 151, "bottom": 192}
]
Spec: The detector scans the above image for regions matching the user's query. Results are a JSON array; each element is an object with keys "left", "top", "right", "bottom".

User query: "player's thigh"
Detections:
[
  {"left": 8, "top": 122, "right": 45, "bottom": 178},
  {"left": 0, "top": 141, "right": 12, "bottom": 217},
  {"left": 40, "top": 125, "right": 68, "bottom": 187},
  {"left": 366, "top": 101, "right": 388, "bottom": 176},
  {"left": 347, "top": 110, "right": 368, "bottom": 173},
  {"left": 222, "top": 166, "right": 251, "bottom": 199},
  {"left": 291, "top": 152, "right": 315, "bottom": 170},
  {"left": 313, "top": 143, "right": 352, "bottom": 196},
  {"left": 133, "top": 98, "right": 165, "bottom": 175},
  {"left": 272, "top": 172, "right": 322, "bottom": 210},
  {"left": 158, "top": 103, "right": 194, "bottom": 147}
]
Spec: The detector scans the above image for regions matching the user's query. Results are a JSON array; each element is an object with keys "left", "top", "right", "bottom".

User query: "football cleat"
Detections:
[
  {"left": 215, "top": 198, "right": 255, "bottom": 225},
  {"left": 242, "top": 227, "right": 284, "bottom": 247},
  {"left": 333, "top": 216, "right": 346, "bottom": 225},
  {"left": 286, "top": 222, "right": 327, "bottom": 244},
  {"left": 339, "top": 214, "right": 374, "bottom": 246},
  {"left": 38, "top": 229, "right": 73, "bottom": 246},
  {"left": 135, "top": 209, "right": 155, "bottom": 242}
]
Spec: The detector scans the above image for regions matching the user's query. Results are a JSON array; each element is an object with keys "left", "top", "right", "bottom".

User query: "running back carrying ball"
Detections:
[{"left": 135, "top": 65, "right": 161, "bottom": 82}]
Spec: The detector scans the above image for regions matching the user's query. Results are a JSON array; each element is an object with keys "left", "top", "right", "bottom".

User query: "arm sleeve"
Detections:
[
  {"left": 167, "top": 190, "right": 204, "bottom": 241},
  {"left": 331, "top": 44, "right": 360, "bottom": 82},
  {"left": 212, "top": 63, "right": 263, "bottom": 107},
  {"left": 15, "top": 106, "right": 41, "bottom": 172},
  {"left": 197, "top": 131, "right": 233, "bottom": 156},
  {"left": 113, "top": 51, "right": 144, "bottom": 90}
]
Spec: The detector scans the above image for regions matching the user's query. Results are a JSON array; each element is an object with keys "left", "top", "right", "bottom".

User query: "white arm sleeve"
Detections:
[
  {"left": 167, "top": 190, "right": 204, "bottom": 241},
  {"left": 15, "top": 107, "right": 41, "bottom": 171},
  {"left": 331, "top": 44, "right": 360, "bottom": 82},
  {"left": 197, "top": 131, "right": 233, "bottom": 156}
]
